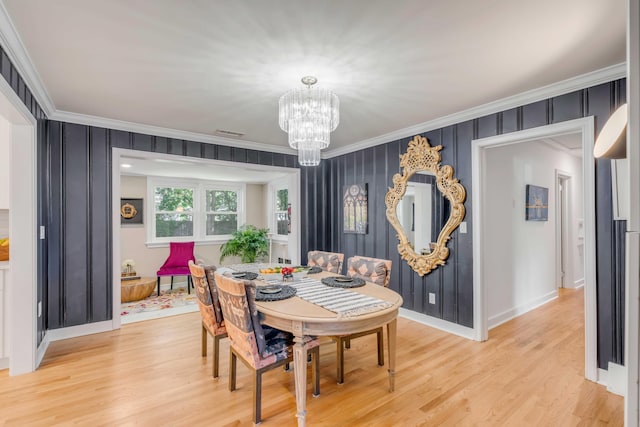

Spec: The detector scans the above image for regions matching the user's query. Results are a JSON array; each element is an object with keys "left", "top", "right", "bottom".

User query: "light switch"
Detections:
[
  {"left": 459, "top": 222, "right": 467, "bottom": 234},
  {"left": 39, "top": 226, "right": 45, "bottom": 239},
  {"left": 428, "top": 293, "right": 436, "bottom": 304}
]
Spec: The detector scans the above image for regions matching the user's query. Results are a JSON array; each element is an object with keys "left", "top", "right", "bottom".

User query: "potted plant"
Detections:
[{"left": 219, "top": 225, "right": 269, "bottom": 264}]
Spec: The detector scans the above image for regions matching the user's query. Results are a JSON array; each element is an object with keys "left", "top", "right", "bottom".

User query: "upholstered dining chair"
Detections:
[
  {"left": 214, "top": 272, "right": 320, "bottom": 424},
  {"left": 188, "top": 261, "right": 227, "bottom": 378},
  {"left": 157, "top": 241, "right": 196, "bottom": 295},
  {"left": 307, "top": 250, "right": 344, "bottom": 274},
  {"left": 332, "top": 255, "right": 392, "bottom": 384}
]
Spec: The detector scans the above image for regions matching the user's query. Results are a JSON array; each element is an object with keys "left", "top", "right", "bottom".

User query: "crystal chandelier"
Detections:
[{"left": 279, "top": 76, "right": 339, "bottom": 166}]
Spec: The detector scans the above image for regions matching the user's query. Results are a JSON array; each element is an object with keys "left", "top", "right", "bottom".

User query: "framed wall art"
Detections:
[
  {"left": 120, "top": 198, "right": 144, "bottom": 224},
  {"left": 525, "top": 185, "right": 548, "bottom": 221},
  {"left": 343, "top": 183, "right": 368, "bottom": 234}
]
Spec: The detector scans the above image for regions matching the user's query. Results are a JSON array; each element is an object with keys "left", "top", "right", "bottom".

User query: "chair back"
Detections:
[
  {"left": 215, "top": 273, "right": 291, "bottom": 369},
  {"left": 159, "top": 241, "right": 196, "bottom": 271},
  {"left": 307, "top": 250, "right": 344, "bottom": 274},
  {"left": 346, "top": 256, "right": 392, "bottom": 287},
  {"left": 188, "top": 261, "right": 225, "bottom": 335}
]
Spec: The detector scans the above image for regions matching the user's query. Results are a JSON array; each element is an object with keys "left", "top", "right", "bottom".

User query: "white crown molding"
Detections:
[
  {"left": 0, "top": 1, "right": 55, "bottom": 116},
  {"left": 0, "top": 2, "right": 625, "bottom": 159},
  {"left": 52, "top": 110, "right": 297, "bottom": 156},
  {"left": 323, "top": 62, "right": 627, "bottom": 159}
]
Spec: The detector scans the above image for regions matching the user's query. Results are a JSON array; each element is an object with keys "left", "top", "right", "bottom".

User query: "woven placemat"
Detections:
[
  {"left": 307, "top": 266, "right": 323, "bottom": 274},
  {"left": 255, "top": 285, "right": 297, "bottom": 301},
  {"left": 321, "top": 276, "right": 366, "bottom": 288},
  {"left": 231, "top": 271, "right": 258, "bottom": 280}
]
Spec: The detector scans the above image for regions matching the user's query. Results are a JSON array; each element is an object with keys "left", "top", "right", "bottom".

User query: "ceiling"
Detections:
[
  {"left": 1, "top": 0, "right": 626, "bottom": 156},
  {"left": 120, "top": 155, "right": 290, "bottom": 183}
]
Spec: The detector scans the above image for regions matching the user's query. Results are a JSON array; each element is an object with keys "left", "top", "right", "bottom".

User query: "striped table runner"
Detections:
[{"left": 264, "top": 277, "right": 393, "bottom": 317}]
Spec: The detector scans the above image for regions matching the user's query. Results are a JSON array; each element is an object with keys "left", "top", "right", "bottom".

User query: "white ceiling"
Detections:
[
  {"left": 120, "top": 155, "right": 290, "bottom": 183},
  {"left": 2, "top": 0, "right": 626, "bottom": 155}
]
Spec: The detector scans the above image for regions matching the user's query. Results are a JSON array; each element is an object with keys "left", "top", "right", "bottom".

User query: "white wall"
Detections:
[
  {"left": 120, "top": 176, "right": 272, "bottom": 280},
  {"left": 0, "top": 211, "right": 8, "bottom": 238},
  {"left": 483, "top": 141, "right": 583, "bottom": 328},
  {"left": 0, "top": 114, "right": 10, "bottom": 210}
]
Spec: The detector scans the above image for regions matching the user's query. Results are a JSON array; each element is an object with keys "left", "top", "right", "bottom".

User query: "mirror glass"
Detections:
[
  {"left": 385, "top": 135, "right": 466, "bottom": 276},
  {"left": 396, "top": 172, "right": 450, "bottom": 256}
]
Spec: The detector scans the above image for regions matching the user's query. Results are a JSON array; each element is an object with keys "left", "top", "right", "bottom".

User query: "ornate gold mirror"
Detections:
[{"left": 385, "top": 135, "right": 466, "bottom": 276}]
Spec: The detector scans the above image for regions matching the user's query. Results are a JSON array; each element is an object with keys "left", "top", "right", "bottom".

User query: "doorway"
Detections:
[
  {"left": 111, "top": 148, "right": 301, "bottom": 329},
  {"left": 556, "top": 172, "right": 571, "bottom": 289},
  {"left": 0, "top": 73, "right": 38, "bottom": 375},
  {"left": 471, "top": 117, "right": 598, "bottom": 381}
]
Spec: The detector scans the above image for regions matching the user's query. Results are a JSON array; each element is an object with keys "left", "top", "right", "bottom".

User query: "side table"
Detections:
[{"left": 121, "top": 277, "right": 156, "bottom": 303}]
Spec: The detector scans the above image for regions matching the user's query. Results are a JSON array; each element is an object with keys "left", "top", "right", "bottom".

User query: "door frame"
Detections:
[
  {"left": 471, "top": 116, "right": 598, "bottom": 381},
  {"left": 555, "top": 170, "right": 572, "bottom": 288},
  {"left": 111, "top": 148, "right": 302, "bottom": 329},
  {"left": 0, "top": 72, "right": 38, "bottom": 375}
]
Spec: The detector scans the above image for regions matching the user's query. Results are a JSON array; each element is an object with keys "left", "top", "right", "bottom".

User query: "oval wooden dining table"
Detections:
[{"left": 254, "top": 272, "right": 403, "bottom": 427}]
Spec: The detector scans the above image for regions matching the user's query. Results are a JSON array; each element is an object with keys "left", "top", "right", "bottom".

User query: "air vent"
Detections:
[{"left": 215, "top": 129, "right": 245, "bottom": 138}]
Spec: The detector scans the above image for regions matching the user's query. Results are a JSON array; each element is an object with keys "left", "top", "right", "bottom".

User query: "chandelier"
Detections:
[{"left": 279, "top": 76, "right": 339, "bottom": 166}]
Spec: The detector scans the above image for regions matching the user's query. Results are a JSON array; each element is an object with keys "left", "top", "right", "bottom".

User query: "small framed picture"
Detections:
[
  {"left": 343, "top": 183, "right": 368, "bottom": 234},
  {"left": 525, "top": 185, "right": 548, "bottom": 221},
  {"left": 120, "top": 198, "right": 144, "bottom": 224}
]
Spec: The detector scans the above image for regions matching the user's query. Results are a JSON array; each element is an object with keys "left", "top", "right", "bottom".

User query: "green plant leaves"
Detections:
[{"left": 219, "top": 225, "right": 269, "bottom": 264}]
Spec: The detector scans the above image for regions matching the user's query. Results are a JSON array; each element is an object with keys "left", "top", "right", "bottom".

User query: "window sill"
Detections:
[{"left": 145, "top": 239, "right": 230, "bottom": 248}]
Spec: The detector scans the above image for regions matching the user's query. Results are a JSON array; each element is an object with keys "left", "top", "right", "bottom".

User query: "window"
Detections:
[
  {"left": 267, "top": 179, "right": 290, "bottom": 242},
  {"left": 148, "top": 177, "right": 245, "bottom": 245},
  {"left": 205, "top": 189, "right": 238, "bottom": 236},
  {"left": 275, "top": 188, "right": 289, "bottom": 236},
  {"left": 154, "top": 186, "right": 194, "bottom": 238}
]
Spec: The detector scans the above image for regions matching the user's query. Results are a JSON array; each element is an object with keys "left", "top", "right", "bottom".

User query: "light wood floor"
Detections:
[{"left": 0, "top": 288, "right": 623, "bottom": 426}]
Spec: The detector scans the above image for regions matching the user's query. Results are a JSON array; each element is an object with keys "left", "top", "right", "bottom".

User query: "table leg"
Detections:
[
  {"left": 293, "top": 333, "right": 308, "bottom": 427},
  {"left": 387, "top": 318, "right": 397, "bottom": 392}
]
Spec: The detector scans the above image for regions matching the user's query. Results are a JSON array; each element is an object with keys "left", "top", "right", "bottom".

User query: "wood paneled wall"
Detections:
[
  {"left": 317, "top": 81, "right": 626, "bottom": 369},
  {"left": 43, "top": 122, "right": 311, "bottom": 328},
  {"left": 0, "top": 40, "right": 626, "bottom": 369}
]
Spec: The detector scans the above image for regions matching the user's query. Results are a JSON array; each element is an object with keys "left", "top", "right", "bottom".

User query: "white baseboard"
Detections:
[
  {"left": 0, "top": 356, "right": 8, "bottom": 370},
  {"left": 36, "top": 333, "right": 50, "bottom": 368},
  {"left": 572, "top": 278, "right": 585, "bottom": 289},
  {"left": 598, "top": 368, "right": 608, "bottom": 387},
  {"left": 488, "top": 290, "right": 558, "bottom": 329},
  {"left": 399, "top": 308, "right": 476, "bottom": 340},
  {"left": 606, "top": 362, "right": 626, "bottom": 396},
  {"left": 47, "top": 320, "right": 114, "bottom": 342}
]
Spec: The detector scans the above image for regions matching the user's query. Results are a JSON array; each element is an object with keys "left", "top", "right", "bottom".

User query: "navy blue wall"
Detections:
[
  {"left": 0, "top": 41, "right": 625, "bottom": 368},
  {"left": 318, "top": 80, "right": 626, "bottom": 369},
  {"left": 42, "top": 122, "right": 322, "bottom": 328}
]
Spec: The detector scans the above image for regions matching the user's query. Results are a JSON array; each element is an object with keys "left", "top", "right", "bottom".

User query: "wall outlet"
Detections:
[
  {"left": 284, "top": 259, "right": 291, "bottom": 264},
  {"left": 39, "top": 226, "right": 45, "bottom": 239},
  {"left": 428, "top": 293, "right": 436, "bottom": 304},
  {"left": 459, "top": 222, "right": 467, "bottom": 234},
  {"left": 38, "top": 301, "right": 42, "bottom": 317},
  {"left": 278, "top": 257, "right": 284, "bottom": 263}
]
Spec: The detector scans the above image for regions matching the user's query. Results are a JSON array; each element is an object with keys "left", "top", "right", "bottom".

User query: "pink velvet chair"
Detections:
[{"left": 156, "top": 241, "right": 196, "bottom": 295}]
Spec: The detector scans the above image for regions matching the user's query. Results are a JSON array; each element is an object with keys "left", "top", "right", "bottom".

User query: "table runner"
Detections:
[{"left": 264, "top": 277, "right": 392, "bottom": 317}]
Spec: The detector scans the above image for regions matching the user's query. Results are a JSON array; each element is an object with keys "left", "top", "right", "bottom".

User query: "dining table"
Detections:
[{"left": 246, "top": 267, "right": 403, "bottom": 427}]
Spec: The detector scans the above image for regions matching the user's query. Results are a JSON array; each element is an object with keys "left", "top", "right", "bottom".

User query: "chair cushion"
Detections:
[
  {"left": 308, "top": 251, "right": 342, "bottom": 274},
  {"left": 157, "top": 266, "right": 190, "bottom": 276},
  {"left": 348, "top": 257, "right": 388, "bottom": 286},
  {"left": 242, "top": 279, "right": 294, "bottom": 359}
]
